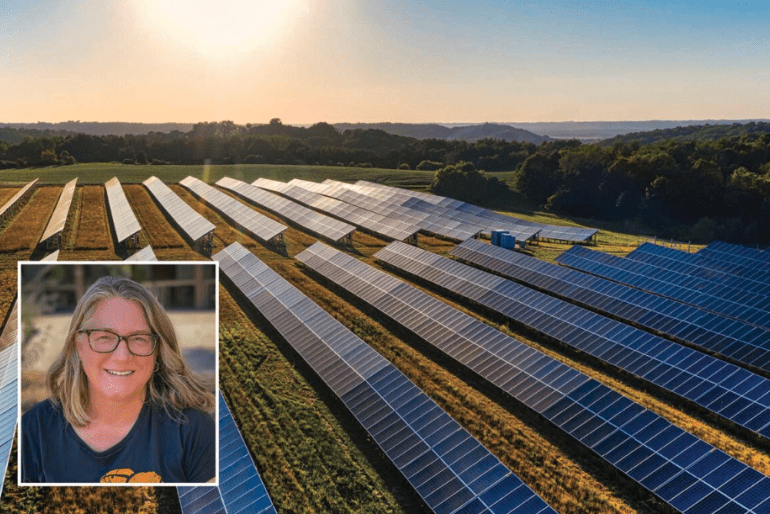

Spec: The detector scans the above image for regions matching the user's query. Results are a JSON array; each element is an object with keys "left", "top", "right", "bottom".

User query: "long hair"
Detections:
[{"left": 47, "top": 275, "right": 215, "bottom": 427}]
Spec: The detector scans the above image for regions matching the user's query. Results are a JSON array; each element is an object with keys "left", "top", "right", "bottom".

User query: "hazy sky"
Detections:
[{"left": 2, "top": 0, "right": 769, "bottom": 124}]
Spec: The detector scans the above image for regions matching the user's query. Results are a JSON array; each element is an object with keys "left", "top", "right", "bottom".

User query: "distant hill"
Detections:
[
  {"left": 599, "top": 121, "right": 770, "bottom": 146},
  {"left": 0, "top": 121, "right": 193, "bottom": 137},
  {"left": 333, "top": 122, "right": 552, "bottom": 144}
]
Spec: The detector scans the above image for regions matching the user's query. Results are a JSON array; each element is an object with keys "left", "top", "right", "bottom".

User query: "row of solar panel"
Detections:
[
  {"left": 179, "top": 176, "right": 287, "bottom": 245},
  {"left": 178, "top": 392, "right": 277, "bottom": 514},
  {"left": 627, "top": 243, "right": 770, "bottom": 288},
  {"left": 376, "top": 241, "right": 770, "bottom": 442},
  {"left": 144, "top": 176, "right": 216, "bottom": 244},
  {"left": 451, "top": 239, "right": 770, "bottom": 373},
  {"left": 0, "top": 301, "right": 18, "bottom": 499},
  {"left": 326, "top": 180, "right": 542, "bottom": 242},
  {"left": 557, "top": 246, "right": 770, "bottom": 331},
  {"left": 253, "top": 178, "right": 420, "bottom": 241},
  {"left": 290, "top": 179, "right": 484, "bottom": 241},
  {"left": 625, "top": 243, "right": 769, "bottom": 295},
  {"left": 297, "top": 241, "right": 770, "bottom": 514},
  {"left": 0, "top": 179, "right": 37, "bottom": 221},
  {"left": 40, "top": 178, "right": 78, "bottom": 245},
  {"left": 216, "top": 177, "right": 355, "bottom": 243},
  {"left": 699, "top": 241, "right": 770, "bottom": 267},
  {"left": 353, "top": 180, "right": 599, "bottom": 243},
  {"left": 214, "top": 241, "right": 556, "bottom": 514}
]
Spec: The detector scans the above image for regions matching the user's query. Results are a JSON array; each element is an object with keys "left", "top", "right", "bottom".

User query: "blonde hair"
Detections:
[{"left": 47, "top": 275, "right": 214, "bottom": 427}]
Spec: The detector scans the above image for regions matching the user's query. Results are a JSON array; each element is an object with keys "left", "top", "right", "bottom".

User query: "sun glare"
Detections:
[{"left": 134, "top": 0, "right": 311, "bottom": 61}]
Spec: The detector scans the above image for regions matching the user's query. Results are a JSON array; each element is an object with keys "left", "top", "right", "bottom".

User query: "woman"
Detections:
[{"left": 21, "top": 275, "right": 216, "bottom": 484}]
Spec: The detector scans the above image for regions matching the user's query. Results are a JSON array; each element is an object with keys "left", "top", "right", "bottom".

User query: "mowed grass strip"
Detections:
[
  {"left": 0, "top": 187, "right": 20, "bottom": 208},
  {"left": 220, "top": 288, "right": 413, "bottom": 514},
  {"left": 123, "top": 185, "right": 186, "bottom": 249},
  {"left": 74, "top": 186, "right": 112, "bottom": 250},
  {"left": 0, "top": 186, "right": 60, "bottom": 254}
]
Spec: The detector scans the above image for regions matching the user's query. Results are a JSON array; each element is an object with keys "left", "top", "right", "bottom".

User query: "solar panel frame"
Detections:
[
  {"left": 214, "top": 241, "right": 556, "bottom": 514},
  {"left": 104, "top": 177, "right": 142, "bottom": 244},
  {"left": 124, "top": 246, "right": 158, "bottom": 261}
]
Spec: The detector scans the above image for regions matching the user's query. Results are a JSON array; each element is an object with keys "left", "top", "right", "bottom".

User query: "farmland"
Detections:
[{"left": 0, "top": 165, "right": 762, "bottom": 514}]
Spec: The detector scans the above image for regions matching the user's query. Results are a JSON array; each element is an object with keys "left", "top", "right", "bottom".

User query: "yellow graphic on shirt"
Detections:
[{"left": 100, "top": 468, "right": 162, "bottom": 483}]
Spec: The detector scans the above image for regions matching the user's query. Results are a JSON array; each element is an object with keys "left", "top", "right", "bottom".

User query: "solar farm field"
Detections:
[{"left": 0, "top": 170, "right": 766, "bottom": 514}]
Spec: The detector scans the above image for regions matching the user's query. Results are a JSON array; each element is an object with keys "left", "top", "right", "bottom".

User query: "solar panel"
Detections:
[
  {"left": 216, "top": 177, "right": 355, "bottom": 243},
  {"left": 289, "top": 179, "right": 483, "bottom": 242},
  {"left": 699, "top": 241, "right": 770, "bottom": 268},
  {"left": 556, "top": 246, "right": 770, "bottom": 331},
  {"left": 178, "top": 392, "right": 277, "bottom": 514},
  {"left": 297, "top": 241, "right": 770, "bottom": 514},
  {"left": 41, "top": 250, "right": 59, "bottom": 261},
  {"left": 625, "top": 243, "right": 770, "bottom": 294},
  {"left": 144, "top": 176, "right": 216, "bottom": 247},
  {"left": 253, "top": 178, "right": 419, "bottom": 242},
  {"left": 179, "top": 177, "right": 286, "bottom": 245},
  {"left": 40, "top": 177, "right": 77, "bottom": 248},
  {"left": 0, "top": 179, "right": 38, "bottom": 222},
  {"left": 378, "top": 240, "right": 770, "bottom": 442},
  {"left": 0, "top": 301, "right": 18, "bottom": 499},
  {"left": 125, "top": 246, "right": 158, "bottom": 261},
  {"left": 104, "top": 177, "right": 142, "bottom": 245},
  {"left": 214, "top": 242, "right": 556, "bottom": 514},
  {"left": 451, "top": 239, "right": 770, "bottom": 374},
  {"left": 354, "top": 180, "right": 599, "bottom": 244}
]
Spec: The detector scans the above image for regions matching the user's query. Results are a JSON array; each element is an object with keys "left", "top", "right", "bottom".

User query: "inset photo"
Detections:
[{"left": 18, "top": 261, "right": 218, "bottom": 486}]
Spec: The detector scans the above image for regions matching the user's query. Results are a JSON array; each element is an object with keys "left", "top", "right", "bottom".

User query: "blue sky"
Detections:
[{"left": 1, "top": 0, "right": 768, "bottom": 123}]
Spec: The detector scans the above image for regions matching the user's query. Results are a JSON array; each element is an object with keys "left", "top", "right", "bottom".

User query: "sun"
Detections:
[{"left": 133, "top": 0, "right": 311, "bottom": 61}]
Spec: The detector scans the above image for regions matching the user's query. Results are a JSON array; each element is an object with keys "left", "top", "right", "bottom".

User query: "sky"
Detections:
[{"left": 1, "top": 0, "right": 769, "bottom": 124}]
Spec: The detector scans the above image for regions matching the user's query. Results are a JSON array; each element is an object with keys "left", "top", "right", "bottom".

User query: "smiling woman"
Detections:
[
  {"left": 132, "top": 0, "right": 312, "bottom": 60},
  {"left": 20, "top": 274, "right": 216, "bottom": 485}
]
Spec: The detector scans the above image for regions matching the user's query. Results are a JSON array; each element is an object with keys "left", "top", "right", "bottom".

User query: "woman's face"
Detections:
[{"left": 76, "top": 297, "right": 156, "bottom": 407}]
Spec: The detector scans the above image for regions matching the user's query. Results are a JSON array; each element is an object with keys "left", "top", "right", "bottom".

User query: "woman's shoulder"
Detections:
[{"left": 22, "top": 399, "right": 60, "bottom": 420}]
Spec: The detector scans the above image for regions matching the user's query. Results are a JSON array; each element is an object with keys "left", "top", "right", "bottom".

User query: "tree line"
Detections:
[{"left": 2, "top": 120, "right": 769, "bottom": 245}]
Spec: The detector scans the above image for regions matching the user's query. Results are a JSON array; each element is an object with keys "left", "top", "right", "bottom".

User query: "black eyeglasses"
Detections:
[{"left": 78, "top": 329, "right": 158, "bottom": 357}]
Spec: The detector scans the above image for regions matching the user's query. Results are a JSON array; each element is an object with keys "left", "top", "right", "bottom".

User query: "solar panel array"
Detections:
[
  {"left": 451, "top": 239, "right": 770, "bottom": 374},
  {"left": 216, "top": 177, "right": 355, "bottom": 243},
  {"left": 298, "top": 241, "right": 770, "bottom": 514},
  {"left": 376, "top": 241, "right": 770, "bottom": 442},
  {"left": 289, "top": 179, "right": 483, "bottom": 241},
  {"left": 0, "top": 178, "right": 38, "bottom": 221},
  {"left": 556, "top": 246, "right": 770, "bottom": 331},
  {"left": 355, "top": 180, "right": 599, "bottom": 243},
  {"left": 699, "top": 241, "right": 770, "bottom": 267},
  {"left": 178, "top": 392, "right": 276, "bottom": 514},
  {"left": 253, "top": 178, "right": 419, "bottom": 242},
  {"left": 143, "top": 176, "right": 216, "bottom": 245},
  {"left": 0, "top": 301, "right": 18, "bottom": 499},
  {"left": 625, "top": 243, "right": 770, "bottom": 294},
  {"left": 40, "top": 177, "right": 77, "bottom": 247},
  {"left": 104, "top": 177, "right": 142, "bottom": 244},
  {"left": 214, "top": 241, "right": 556, "bottom": 514},
  {"left": 179, "top": 176, "right": 286, "bottom": 245},
  {"left": 125, "top": 245, "right": 158, "bottom": 261},
  {"left": 327, "top": 180, "right": 541, "bottom": 242}
]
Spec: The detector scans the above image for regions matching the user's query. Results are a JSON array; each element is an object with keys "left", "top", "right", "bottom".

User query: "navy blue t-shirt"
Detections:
[{"left": 21, "top": 399, "right": 215, "bottom": 484}]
